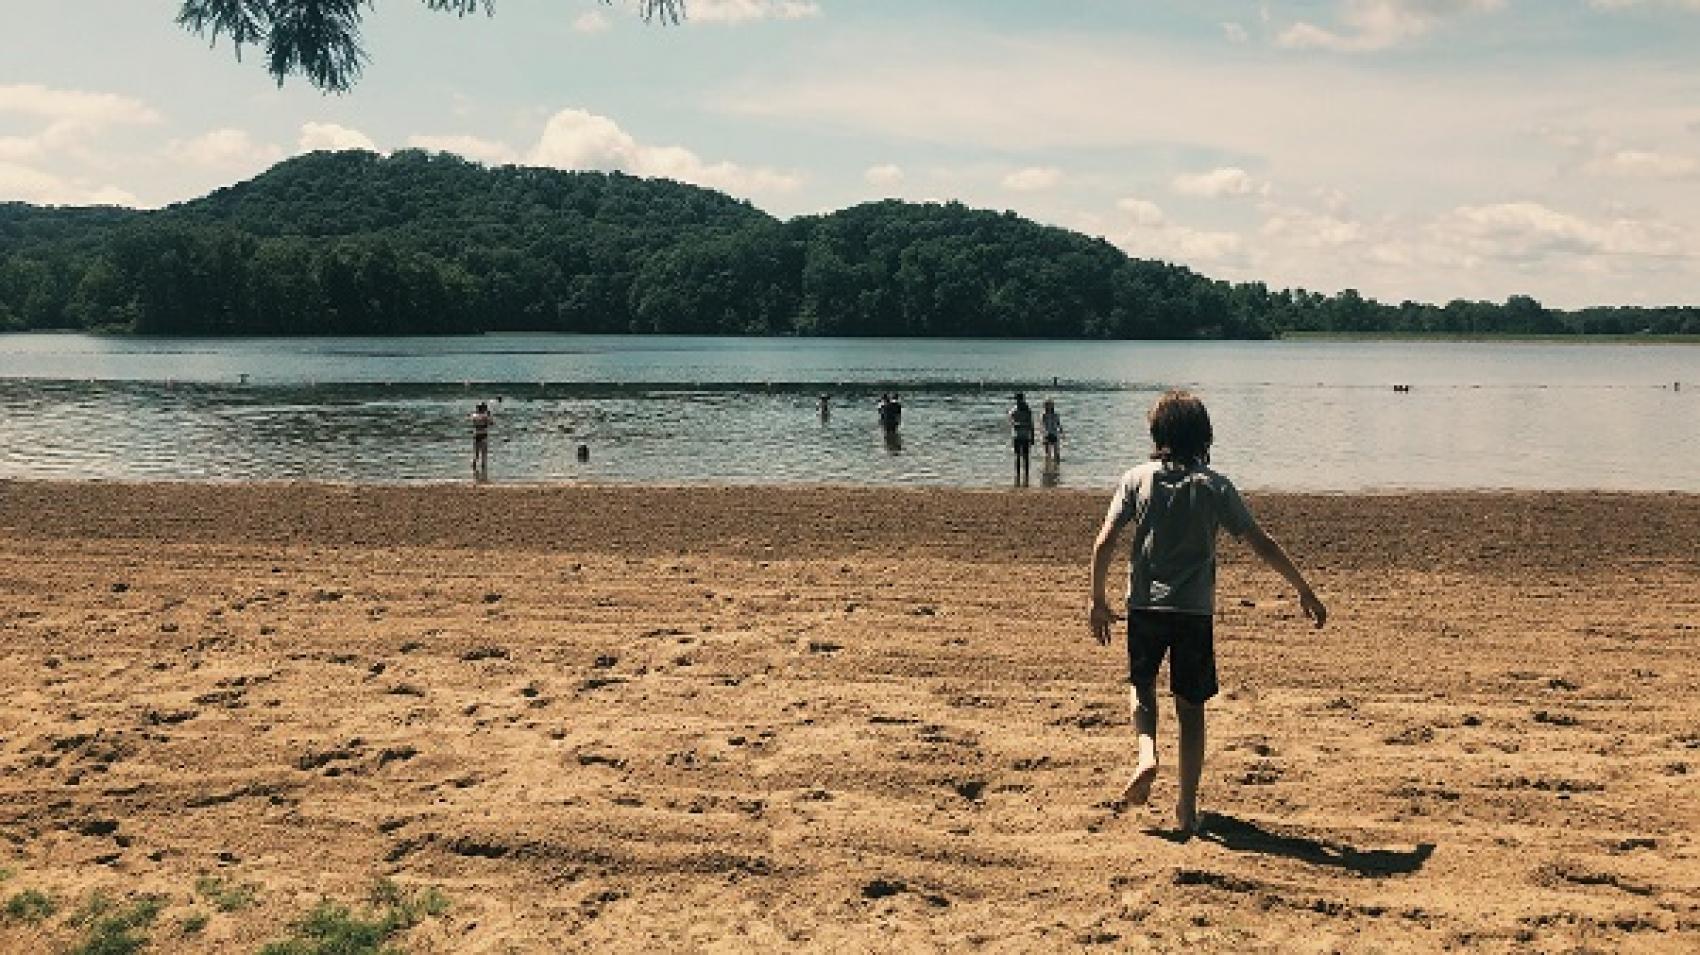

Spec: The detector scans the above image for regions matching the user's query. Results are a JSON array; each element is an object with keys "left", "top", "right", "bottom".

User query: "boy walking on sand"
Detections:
[{"left": 1088, "top": 390, "right": 1326, "bottom": 834}]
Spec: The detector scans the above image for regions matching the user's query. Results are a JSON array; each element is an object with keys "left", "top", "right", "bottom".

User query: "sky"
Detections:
[{"left": 5, "top": 0, "right": 1700, "bottom": 308}]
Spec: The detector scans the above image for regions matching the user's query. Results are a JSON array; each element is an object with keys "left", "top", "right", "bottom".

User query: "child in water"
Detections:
[
  {"left": 1041, "top": 398, "right": 1063, "bottom": 465},
  {"left": 1088, "top": 389, "right": 1326, "bottom": 835},
  {"left": 470, "top": 401, "right": 493, "bottom": 478}
]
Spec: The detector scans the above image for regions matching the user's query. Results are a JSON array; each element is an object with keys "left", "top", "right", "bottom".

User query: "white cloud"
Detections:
[
  {"left": 0, "top": 160, "right": 136, "bottom": 206},
  {"left": 1363, "top": 244, "right": 1414, "bottom": 268},
  {"left": 1105, "top": 196, "right": 1243, "bottom": 264},
  {"left": 1276, "top": 0, "right": 1505, "bottom": 52},
  {"left": 1312, "top": 186, "right": 1352, "bottom": 213},
  {"left": 0, "top": 84, "right": 162, "bottom": 169},
  {"left": 1171, "top": 166, "right": 1267, "bottom": 199},
  {"left": 0, "top": 136, "right": 45, "bottom": 163},
  {"left": 526, "top": 108, "right": 801, "bottom": 196},
  {"left": 83, "top": 185, "right": 139, "bottom": 206},
  {"left": 1135, "top": 227, "right": 1243, "bottom": 263},
  {"left": 1428, "top": 201, "right": 1682, "bottom": 263},
  {"left": 0, "top": 83, "right": 160, "bottom": 127},
  {"left": 298, "top": 122, "right": 378, "bottom": 153},
  {"left": 688, "top": 0, "right": 822, "bottom": 23},
  {"left": 529, "top": 110, "right": 641, "bottom": 169},
  {"left": 1260, "top": 204, "right": 1365, "bottom": 247},
  {"left": 1000, "top": 166, "right": 1062, "bottom": 191},
  {"left": 1232, "top": 196, "right": 1691, "bottom": 300},
  {"left": 722, "top": 33, "right": 1592, "bottom": 183},
  {"left": 0, "top": 161, "right": 73, "bottom": 201},
  {"left": 1222, "top": 21, "right": 1250, "bottom": 43},
  {"left": 1583, "top": 148, "right": 1700, "bottom": 179},
  {"left": 1590, "top": 0, "right": 1700, "bottom": 10},
  {"left": 407, "top": 133, "right": 518, "bottom": 165},
  {"left": 1115, "top": 197, "right": 1167, "bottom": 227},
  {"left": 864, "top": 163, "right": 904, "bottom": 188},
  {"left": 397, "top": 109, "right": 803, "bottom": 196},
  {"left": 1532, "top": 124, "right": 1700, "bottom": 180},
  {"left": 574, "top": 10, "right": 611, "bottom": 32},
  {"left": 1533, "top": 124, "right": 1593, "bottom": 152},
  {"left": 165, "top": 128, "right": 283, "bottom": 169}
]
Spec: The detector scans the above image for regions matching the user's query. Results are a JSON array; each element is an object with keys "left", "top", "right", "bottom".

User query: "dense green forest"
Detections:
[{"left": 2, "top": 149, "right": 1696, "bottom": 338}]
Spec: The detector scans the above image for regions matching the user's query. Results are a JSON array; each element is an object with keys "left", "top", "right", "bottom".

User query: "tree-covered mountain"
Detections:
[{"left": 2, "top": 149, "right": 1696, "bottom": 337}]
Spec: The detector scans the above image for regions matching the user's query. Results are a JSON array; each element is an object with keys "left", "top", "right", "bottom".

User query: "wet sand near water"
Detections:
[{"left": 0, "top": 481, "right": 1697, "bottom": 951}]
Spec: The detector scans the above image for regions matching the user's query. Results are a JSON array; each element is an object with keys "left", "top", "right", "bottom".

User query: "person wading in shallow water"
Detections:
[
  {"left": 878, "top": 392, "right": 904, "bottom": 433},
  {"left": 470, "top": 401, "right": 493, "bottom": 480},
  {"left": 1008, "top": 392, "right": 1035, "bottom": 486},
  {"left": 876, "top": 392, "right": 904, "bottom": 453},
  {"left": 1088, "top": 389, "right": 1327, "bottom": 836},
  {"left": 1041, "top": 398, "right": 1064, "bottom": 466}
]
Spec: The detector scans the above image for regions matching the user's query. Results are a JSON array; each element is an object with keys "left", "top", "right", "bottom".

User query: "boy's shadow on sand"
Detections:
[{"left": 1147, "top": 812, "right": 1435, "bottom": 877}]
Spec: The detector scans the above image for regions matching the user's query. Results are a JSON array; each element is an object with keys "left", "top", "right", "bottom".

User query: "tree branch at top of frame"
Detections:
[{"left": 176, "top": 0, "right": 686, "bottom": 93}]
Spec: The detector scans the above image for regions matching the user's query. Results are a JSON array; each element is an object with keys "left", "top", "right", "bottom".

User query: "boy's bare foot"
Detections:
[{"left": 1115, "top": 761, "right": 1158, "bottom": 810}]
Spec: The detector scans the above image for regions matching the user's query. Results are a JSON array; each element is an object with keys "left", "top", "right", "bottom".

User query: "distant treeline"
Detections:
[{"left": 2, "top": 150, "right": 1697, "bottom": 338}]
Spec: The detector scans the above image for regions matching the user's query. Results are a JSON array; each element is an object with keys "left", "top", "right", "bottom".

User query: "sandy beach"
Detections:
[{"left": 0, "top": 480, "right": 1696, "bottom": 952}]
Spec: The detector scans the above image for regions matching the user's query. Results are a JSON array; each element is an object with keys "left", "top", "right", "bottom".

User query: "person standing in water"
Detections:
[
  {"left": 1009, "top": 392, "right": 1035, "bottom": 486},
  {"left": 1041, "top": 398, "right": 1064, "bottom": 466},
  {"left": 470, "top": 401, "right": 493, "bottom": 480},
  {"left": 877, "top": 392, "right": 904, "bottom": 453}
]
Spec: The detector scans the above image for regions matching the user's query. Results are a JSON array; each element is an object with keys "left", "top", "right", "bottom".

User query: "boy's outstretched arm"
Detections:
[
  {"left": 1244, "top": 524, "right": 1327, "bottom": 628},
  {"left": 1088, "top": 518, "right": 1122, "bottom": 644}
]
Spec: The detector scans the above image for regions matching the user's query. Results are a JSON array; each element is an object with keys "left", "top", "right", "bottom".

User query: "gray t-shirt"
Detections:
[{"left": 1105, "top": 461, "right": 1256, "bottom": 614}]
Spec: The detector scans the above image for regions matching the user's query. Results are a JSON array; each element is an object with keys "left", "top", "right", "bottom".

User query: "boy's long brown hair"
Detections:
[{"left": 1148, "top": 389, "right": 1212, "bottom": 466}]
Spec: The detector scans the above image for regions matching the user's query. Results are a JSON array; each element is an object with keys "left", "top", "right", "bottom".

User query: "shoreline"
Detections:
[
  {"left": 6, "top": 327, "right": 1700, "bottom": 342},
  {"left": 1276, "top": 331, "right": 1700, "bottom": 344}
]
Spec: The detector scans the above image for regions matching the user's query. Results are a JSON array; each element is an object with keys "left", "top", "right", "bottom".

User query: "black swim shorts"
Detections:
[
  {"left": 1126, "top": 610, "right": 1218, "bottom": 703},
  {"left": 1013, "top": 436, "right": 1033, "bottom": 452}
]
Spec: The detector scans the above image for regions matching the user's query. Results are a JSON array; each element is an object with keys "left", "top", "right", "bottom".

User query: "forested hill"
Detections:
[
  {"left": 177, "top": 149, "right": 769, "bottom": 240},
  {"left": 2, "top": 149, "right": 1697, "bottom": 337}
]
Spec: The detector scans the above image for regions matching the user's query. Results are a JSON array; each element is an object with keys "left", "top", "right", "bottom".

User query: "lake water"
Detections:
[{"left": 0, "top": 333, "right": 1694, "bottom": 491}]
